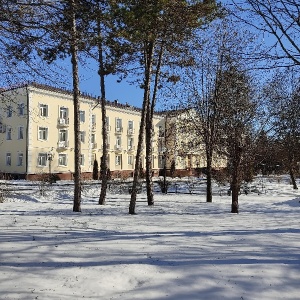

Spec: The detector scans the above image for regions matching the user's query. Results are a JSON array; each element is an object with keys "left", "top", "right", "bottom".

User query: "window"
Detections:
[
  {"left": 115, "top": 155, "right": 121, "bottom": 166},
  {"left": 79, "top": 154, "right": 84, "bottom": 166},
  {"left": 18, "top": 103, "right": 25, "bottom": 116},
  {"left": 128, "top": 155, "right": 133, "bottom": 165},
  {"left": 91, "top": 133, "right": 95, "bottom": 144},
  {"left": 6, "top": 153, "right": 11, "bottom": 166},
  {"left": 39, "top": 104, "right": 48, "bottom": 117},
  {"left": 59, "top": 129, "right": 67, "bottom": 141},
  {"left": 128, "top": 120, "right": 134, "bottom": 130},
  {"left": 58, "top": 154, "right": 67, "bottom": 166},
  {"left": 7, "top": 106, "right": 12, "bottom": 117},
  {"left": 17, "top": 153, "right": 23, "bottom": 166},
  {"left": 18, "top": 126, "right": 24, "bottom": 140},
  {"left": 59, "top": 107, "right": 68, "bottom": 119},
  {"left": 79, "top": 110, "right": 85, "bottom": 123},
  {"left": 128, "top": 137, "right": 134, "bottom": 150},
  {"left": 38, "top": 153, "right": 47, "bottom": 166},
  {"left": 6, "top": 127, "right": 12, "bottom": 140},
  {"left": 106, "top": 116, "right": 110, "bottom": 131},
  {"left": 116, "top": 118, "right": 122, "bottom": 132},
  {"left": 38, "top": 127, "right": 48, "bottom": 140},
  {"left": 92, "top": 114, "right": 96, "bottom": 125},
  {"left": 79, "top": 131, "right": 85, "bottom": 143},
  {"left": 159, "top": 126, "right": 164, "bottom": 137},
  {"left": 116, "top": 136, "right": 121, "bottom": 149}
]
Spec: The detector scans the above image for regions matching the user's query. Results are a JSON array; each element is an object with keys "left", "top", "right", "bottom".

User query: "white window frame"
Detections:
[
  {"left": 6, "top": 153, "right": 11, "bottom": 166},
  {"left": 59, "top": 129, "right": 67, "bottom": 142},
  {"left": 79, "top": 154, "right": 85, "bottom": 166},
  {"left": 59, "top": 107, "right": 68, "bottom": 119},
  {"left": 116, "top": 118, "right": 122, "bottom": 131},
  {"left": 18, "top": 103, "right": 25, "bottom": 116},
  {"left": 7, "top": 106, "right": 12, "bottom": 118},
  {"left": 115, "top": 155, "right": 122, "bottom": 166},
  {"left": 38, "top": 126, "right": 48, "bottom": 141},
  {"left": 17, "top": 153, "right": 23, "bottom": 166},
  {"left": 58, "top": 153, "right": 67, "bottom": 166},
  {"left": 128, "top": 155, "right": 133, "bottom": 165},
  {"left": 128, "top": 137, "right": 134, "bottom": 150},
  {"left": 37, "top": 153, "right": 47, "bottom": 167},
  {"left": 39, "top": 104, "right": 48, "bottom": 117},
  {"left": 91, "top": 114, "right": 96, "bottom": 125},
  {"left": 116, "top": 136, "right": 122, "bottom": 148},
  {"left": 6, "top": 127, "right": 12, "bottom": 140},
  {"left": 18, "top": 126, "right": 24, "bottom": 140},
  {"left": 79, "top": 110, "right": 85, "bottom": 123},
  {"left": 128, "top": 120, "right": 134, "bottom": 130},
  {"left": 79, "top": 131, "right": 85, "bottom": 143}
]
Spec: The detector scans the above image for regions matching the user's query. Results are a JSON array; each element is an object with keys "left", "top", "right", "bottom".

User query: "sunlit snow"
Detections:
[{"left": 1, "top": 176, "right": 299, "bottom": 299}]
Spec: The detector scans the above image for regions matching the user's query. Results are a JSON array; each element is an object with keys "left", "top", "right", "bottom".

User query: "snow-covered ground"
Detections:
[{"left": 1, "top": 176, "right": 300, "bottom": 300}]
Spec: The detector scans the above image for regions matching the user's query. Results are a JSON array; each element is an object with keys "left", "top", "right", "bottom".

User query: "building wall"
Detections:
[
  {"left": 0, "top": 84, "right": 163, "bottom": 178},
  {"left": 0, "top": 87, "right": 28, "bottom": 175},
  {"left": 0, "top": 84, "right": 227, "bottom": 179}
]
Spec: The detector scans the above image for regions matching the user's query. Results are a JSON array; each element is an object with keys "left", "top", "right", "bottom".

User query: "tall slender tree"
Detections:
[{"left": 114, "top": 0, "right": 220, "bottom": 214}]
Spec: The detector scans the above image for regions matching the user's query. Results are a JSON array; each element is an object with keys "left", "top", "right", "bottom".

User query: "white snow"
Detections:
[{"left": 1, "top": 176, "right": 300, "bottom": 300}]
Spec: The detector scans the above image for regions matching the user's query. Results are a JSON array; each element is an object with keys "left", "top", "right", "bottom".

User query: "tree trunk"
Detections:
[
  {"left": 70, "top": 0, "right": 81, "bottom": 212},
  {"left": 129, "top": 41, "right": 154, "bottom": 214},
  {"left": 231, "top": 174, "right": 239, "bottom": 213},
  {"left": 98, "top": 32, "right": 108, "bottom": 205},
  {"left": 206, "top": 148, "right": 213, "bottom": 203},
  {"left": 231, "top": 151, "right": 241, "bottom": 214},
  {"left": 145, "top": 103, "right": 154, "bottom": 205},
  {"left": 145, "top": 43, "right": 164, "bottom": 206},
  {"left": 289, "top": 167, "right": 298, "bottom": 190}
]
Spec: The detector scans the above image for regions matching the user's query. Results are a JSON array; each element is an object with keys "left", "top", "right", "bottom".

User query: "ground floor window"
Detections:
[
  {"left": 58, "top": 154, "right": 67, "bottom": 166},
  {"left": 17, "top": 153, "right": 23, "bottom": 166},
  {"left": 128, "top": 155, "right": 133, "bottom": 166},
  {"left": 38, "top": 153, "right": 47, "bottom": 166},
  {"left": 115, "top": 155, "right": 122, "bottom": 166},
  {"left": 79, "top": 154, "right": 84, "bottom": 166},
  {"left": 6, "top": 153, "right": 11, "bottom": 166}
]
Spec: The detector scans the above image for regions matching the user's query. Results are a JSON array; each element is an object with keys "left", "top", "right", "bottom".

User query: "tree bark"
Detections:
[
  {"left": 129, "top": 41, "right": 154, "bottom": 214},
  {"left": 145, "top": 106, "right": 154, "bottom": 205},
  {"left": 98, "top": 28, "right": 108, "bottom": 205},
  {"left": 70, "top": 0, "right": 81, "bottom": 212},
  {"left": 206, "top": 147, "right": 213, "bottom": 203},
  {"left": 289, "top": 167, "right": 298, "bottom": 190}
]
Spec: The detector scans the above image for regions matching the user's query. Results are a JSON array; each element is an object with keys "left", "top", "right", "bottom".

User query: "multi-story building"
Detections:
[
  {"left": 0, "top": 83, "right": 165, "bottom": 179},
  {"left": 0, "top": 83, "right": 226, "bottom": 180}
]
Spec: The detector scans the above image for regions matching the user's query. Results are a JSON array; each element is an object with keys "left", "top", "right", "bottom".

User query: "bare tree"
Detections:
[
  {"left": 263, "top": 68, "right": 300, "bottom": 189},
  {"left": 232, "top": 0, "right": 300, "bottom": 66},
  {"left": 165, "top": 17, "right": 260, "bottom": 203}
]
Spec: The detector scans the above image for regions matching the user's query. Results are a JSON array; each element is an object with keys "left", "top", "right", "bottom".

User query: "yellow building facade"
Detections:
[
  {"left": 0, "top": 83, "right": 226, "bottom": 180},
  {"left": 0, "top": 83, "right": 165, "bottom": 179}
]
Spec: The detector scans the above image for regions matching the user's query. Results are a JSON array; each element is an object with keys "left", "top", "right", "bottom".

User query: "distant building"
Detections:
[{"left": 0, "top": 83, "right": 226, "bottom": 180}]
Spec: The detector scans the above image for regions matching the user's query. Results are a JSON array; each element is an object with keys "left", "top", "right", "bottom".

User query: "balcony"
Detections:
[
  {"left": 91, "top": 143, "right": 97, "bottom": 150},
  {"left": 57, "top": 141, "right": 69, "bottom": 149},
  {"left": 115, "top": 127, "right": 123, "bottom": 134},
  {"left": 127, "top": 128, "right": 135, "bottom": 135},
  {"left": 57, "top": 118, "right": 69, "bottom": 126},
  {"left": 114, "top": 145, "right": 122, "bottom": 151},
  {"left": 127, "top": 146, "right": 135, "bottom": 152},
  {"left": 91, "top": 123, "right": 96, "bottom": 131}
]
